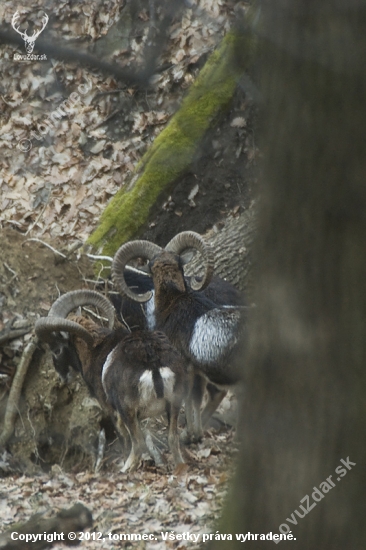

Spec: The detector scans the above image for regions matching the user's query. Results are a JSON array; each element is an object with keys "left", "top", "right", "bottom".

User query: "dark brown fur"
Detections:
[{"left": 53, "top": 315, "right": 186, "bottom": 471}]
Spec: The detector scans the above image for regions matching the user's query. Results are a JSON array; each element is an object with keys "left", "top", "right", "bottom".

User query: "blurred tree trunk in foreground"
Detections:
[{"left": 211, "top": 0, "right": 366, "bottom": 548}]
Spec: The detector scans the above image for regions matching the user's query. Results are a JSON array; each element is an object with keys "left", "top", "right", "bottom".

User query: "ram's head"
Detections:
[
  {"left": 112, "top": 231, "right": 214, "bottom": 303},
  {"left": 35, "top": 290, "right": 115, "bottom": 382}
]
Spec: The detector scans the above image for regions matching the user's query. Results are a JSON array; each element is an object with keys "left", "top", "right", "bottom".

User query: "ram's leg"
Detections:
[
  {"left": 120, "top": 411, "right": 146, "bottom": 473},
  {"left": 191, "top": 374, "right": 206, "bottom": 441},
  {"left": 144, "top": 430, "right": 164, "bottom": 467},
  {"left": 201, "top": 384, "right": 227, "bottom": 428},
  {"left": 232, "top": 382, "right": 245, "bottom": 438},
  {"left": 167, "top": 403, "right": 184, "bottom": 466},
  {"left": 103, "top": 402, "right": 130, "bottom": 452},
  {"left": 115, "top": 412, "right": 130, "bottom": 441},
  {"left": 183, "top": 371, "right": 205, "bottom": 443},
  {"left": 183, "top": 367, "right": 195, "bottom": 441},
  {"left": 115, "top": 412, "right": 131, "bottom": 454},
  {"left": 94, "top": 428, "right": 106, "bottom": 473}
]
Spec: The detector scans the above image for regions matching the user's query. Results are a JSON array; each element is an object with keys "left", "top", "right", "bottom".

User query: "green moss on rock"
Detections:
[{"left": 87, "top": 25, "right": 256, "bottom": 258}]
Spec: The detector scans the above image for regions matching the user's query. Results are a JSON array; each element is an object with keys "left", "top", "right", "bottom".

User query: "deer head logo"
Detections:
[{"left": 12, "top": 11, "right": 48, "bottom": 54}]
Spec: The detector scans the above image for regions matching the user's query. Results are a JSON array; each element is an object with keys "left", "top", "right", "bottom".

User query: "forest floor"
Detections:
[
  {"left": 2, "top": 429, "right": 239, "bottom": 550},
  {"left": 0, "top": 0, "right": 257, "bottom": 547}
]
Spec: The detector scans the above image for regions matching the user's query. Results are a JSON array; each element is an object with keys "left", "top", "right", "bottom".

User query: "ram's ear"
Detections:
[{"left": 180, "top": 249, "right": 197, "bottom": 265}]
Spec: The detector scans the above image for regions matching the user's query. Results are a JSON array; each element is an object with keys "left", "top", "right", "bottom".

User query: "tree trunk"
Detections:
[
  {"left": 211, "top": 1, "right": 366, "bottom": 548},
  {"left": 185, "top": 204, "right": 256, "bottom": 293}
]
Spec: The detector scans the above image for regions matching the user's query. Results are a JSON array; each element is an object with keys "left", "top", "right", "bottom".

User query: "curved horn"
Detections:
[
  {"left": 35, "top": 290, "right": 116, "bottom": 347},
  {"left": 48, "top": 290, "right": 115, "bottom": 329},
  {"left": 165, "top": 231, "right": 214, "bottom": 291},
  {"left": 112, "top": 241, "right": 162, "bottom": 303},
  {"left": 35, "top": 317, "right": 94, "bottom": 347}
]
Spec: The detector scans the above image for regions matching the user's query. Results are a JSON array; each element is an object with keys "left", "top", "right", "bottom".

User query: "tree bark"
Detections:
[
  {"left": 185, "top": 204, "right": 256, "bottom": 293},
  {"left": 211, "top": 1, "right": 366, "bottom": 548}
]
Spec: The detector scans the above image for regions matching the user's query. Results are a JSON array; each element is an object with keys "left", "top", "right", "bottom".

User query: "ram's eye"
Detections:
[{"left": 53, "top": 348, "right": 62, "bottom": 357}]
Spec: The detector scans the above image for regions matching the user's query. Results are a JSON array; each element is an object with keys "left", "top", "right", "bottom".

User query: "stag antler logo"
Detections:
[{"left": 12, "top": 11, "right": 48, "bottom": 54}]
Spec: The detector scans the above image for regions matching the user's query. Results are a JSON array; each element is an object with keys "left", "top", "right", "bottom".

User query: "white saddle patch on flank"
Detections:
[
  {"left": 189, "top": 308, "right": 240, "bottom": 364},
  {"left": 101, "top": 345, "right": 120, "bottom": 393},
  {"left": 144, "top": 291, "right": 156, "bottom": 330}
]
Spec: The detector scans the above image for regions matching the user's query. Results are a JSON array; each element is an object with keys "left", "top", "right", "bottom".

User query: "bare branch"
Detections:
[
  {"left": 0, "top": 339, "right": 38, "bottom": 448},
  {"left": 0, "top": 0, "right": 186, "bottom": 87},
  {"left": 23, "top": 239, "right": 67, "bottom": 259}
]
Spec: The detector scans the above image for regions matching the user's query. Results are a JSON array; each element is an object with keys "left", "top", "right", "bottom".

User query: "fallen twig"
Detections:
[
  {"left": 86, "top": 254, "right": 113, "bottom": 262},
  {"left": 0, "top": 318, "right": 32, "bottom": 346},
  {"left": 3, "top": 263, "right": 18, "bottom": 278},
  {"left": 91, "top": 108, "right": 124, "bottom": 130},
  {"left": 82, "top": 307, "right": 111, "bottom": 325},
  {"left": 23, "top": 239, "right": 67, "bottom": 259}
]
